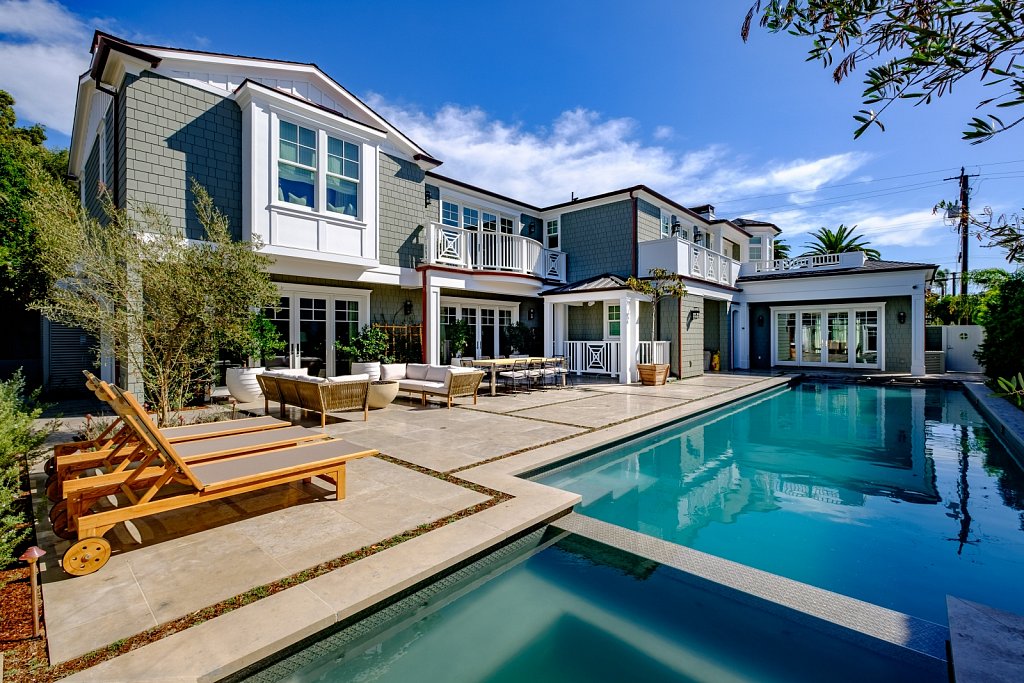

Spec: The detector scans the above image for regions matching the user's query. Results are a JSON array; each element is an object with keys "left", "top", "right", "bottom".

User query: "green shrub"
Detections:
[
  {"left": 994, "top": 373, "right": 1024, "bottom": 409},
  {"left": 0, "top": 370, "right": 51, "bottom": 568},
  {"left": 976, "top": 271, "right": 1024, "bottom": 379}
]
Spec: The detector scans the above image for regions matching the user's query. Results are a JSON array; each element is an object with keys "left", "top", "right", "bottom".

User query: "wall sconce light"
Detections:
[
  {"left": 757, "top": 314, "right": 765, "bottom": 327},
  {"left": 529, "top": 219, "right": 537, "bottom": 235},
  {"left": 671, "top": 219, "right": 681, "bottom": 236},
  {"left": 688, "top": 308, "right": 700, "bottom": 321},
  {"left": 528, "top": 308, "right": 535, "bottom": 321},
  {"left": 424, "top": 188, "right": 432, "bottom": 208},
  {"left": 897, "top": 311, "right": 907, "bottom": 324},
  {"left": 692, "top": 227, "right": 702, "bottom": 243},
  {"left": 403, "top": 299, "right": 413, "bottom": 316}
]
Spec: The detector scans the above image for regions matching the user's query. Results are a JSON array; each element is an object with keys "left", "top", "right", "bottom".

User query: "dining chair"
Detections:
[{"left": 499, "top": 358, "right": 529, "bottom": 394}]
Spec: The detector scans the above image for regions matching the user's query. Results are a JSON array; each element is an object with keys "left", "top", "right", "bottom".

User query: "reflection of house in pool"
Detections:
[{"left": 565, "top": 384, "right": 940, "bottom": 543}]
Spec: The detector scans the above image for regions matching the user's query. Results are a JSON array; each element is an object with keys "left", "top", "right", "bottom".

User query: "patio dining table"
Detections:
[{"left": 471, "top": 357, "right": 565, "bottom": 396}]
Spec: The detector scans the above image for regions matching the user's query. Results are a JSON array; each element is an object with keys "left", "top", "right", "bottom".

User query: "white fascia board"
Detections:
[
  {"left": 423, "top": 269, "right": 544, "bottom": 296},
  {"left": 234, "top": 82, "right": 387, "bottom": 143},
  {"left": 144, "top": 49, "right": 434, "bottom": 163},
  {"left": 738, "top": 270, "right": 928, "bottom": 303},
  {"left": 434, "top": 183, "right": 535, "bottom": 217},
  {"left": 69, "top": 74, "right": 101, "bottom": 177},
  {"left": 542, "top": 289, "right": 642, "bottom": 305},
  {"left": 683, "top": 283, "right": 737, "bottom": 301}
]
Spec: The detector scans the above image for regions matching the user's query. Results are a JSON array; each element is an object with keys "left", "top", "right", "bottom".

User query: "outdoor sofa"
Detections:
[
  {"left": 380, "top": 363, "right": 485, "bottom": 408},
  {"left": 257, "top": 369, "right": 370, "bottom": 427}
]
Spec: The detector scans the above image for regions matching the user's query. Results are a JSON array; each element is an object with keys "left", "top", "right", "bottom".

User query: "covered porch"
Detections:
[{"left": 540, "top": 275, "right": 671, "bottom": 384}]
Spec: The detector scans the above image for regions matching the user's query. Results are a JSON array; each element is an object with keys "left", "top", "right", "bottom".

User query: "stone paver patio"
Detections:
[{"left": 34, "top": 371, "right": 789, "bottom": 675}]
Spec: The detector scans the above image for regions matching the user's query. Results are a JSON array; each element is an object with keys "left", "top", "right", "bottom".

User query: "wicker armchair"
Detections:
[
  {"left": 257, "top": 374, "right": 370, "bottom": 427},
  {"left": 445, "top": 370, "right": 485, "bottom": 408}
]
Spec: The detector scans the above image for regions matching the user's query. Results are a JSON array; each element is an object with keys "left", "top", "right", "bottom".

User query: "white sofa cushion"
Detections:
[
  {"left": 326, "top": 373, "right": 370, "bottom": 383},
  {"left": 293, "top": 375, "right": 326, "bottom": 383},
  {"left": 406, "top": 364, "right": 430, "bottom": 380},
  {"left": 380, "top": 363, "right": 407, "bottom": 381},
  {"left": 399, "top": 379, "right": 445, "bottom": 394},
  {"left": 425, "top": 365, "right": 449, "bottom": 383},
  {"left": 268, "top": 368, "right": 312, "bottom": 377}
]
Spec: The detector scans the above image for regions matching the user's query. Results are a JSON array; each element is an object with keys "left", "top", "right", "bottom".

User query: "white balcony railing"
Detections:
[
  {"left": 740, "top": 251, "right": 866, "bottom": 276},
  {"left": 561, "top": 340, "right": 670, "bottom": 376},
  {"left": 427, "top": 223, "right": 567, "bottom": 282},
  {"left": 637, "top": 237, "right": 741, "bottom": 287}
]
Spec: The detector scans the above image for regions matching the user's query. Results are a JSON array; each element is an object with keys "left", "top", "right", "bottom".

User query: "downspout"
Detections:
[
  {"left": 94, "top": 81, "right": 119, "bottom": 209},
  {"left": 420, "top": 268, "right": 429, "bottom": 363}
]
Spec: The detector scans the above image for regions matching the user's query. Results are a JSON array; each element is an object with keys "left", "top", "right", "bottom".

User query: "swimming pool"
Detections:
[
  {"left": 238, "top": 529, "right": 944, "bottom": 682},
  {"left": 535, "top": 382, "right": 1024, "bottom": 625}
]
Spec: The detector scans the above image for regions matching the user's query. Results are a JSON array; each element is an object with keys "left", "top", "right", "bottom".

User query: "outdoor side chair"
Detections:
[{"left": 499, "top": 358, "right": 529, "bottom": 394}]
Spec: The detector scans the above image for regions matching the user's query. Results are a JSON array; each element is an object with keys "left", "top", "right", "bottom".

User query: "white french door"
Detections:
[
  {"left": 440, "top": 298, "right": 520, "bottom": 361},
  {"left": 264, "top": 286, "right": 370, "bottom": 376}
]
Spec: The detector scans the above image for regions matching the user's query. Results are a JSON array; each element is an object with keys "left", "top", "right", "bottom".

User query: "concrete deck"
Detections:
[{"left": 35, "top": 372, "right": 790, "bottom": 679}]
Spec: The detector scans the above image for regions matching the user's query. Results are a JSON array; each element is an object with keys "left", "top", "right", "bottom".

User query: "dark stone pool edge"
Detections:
[{"left": 552, "top": 512, "right": 950, "bottom": 669}]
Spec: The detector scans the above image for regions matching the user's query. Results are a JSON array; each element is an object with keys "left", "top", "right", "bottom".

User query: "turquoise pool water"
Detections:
[
  {"left": 536, "top": 382, "right": 1024, "bottom": 625},
  {"left": 244, "top": 532, "right": 942, "bottom": 682}
]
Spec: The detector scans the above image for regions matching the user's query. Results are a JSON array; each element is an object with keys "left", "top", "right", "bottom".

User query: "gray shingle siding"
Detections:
[
  {"left": 122, "top": 71, "right": 242, "bottom": 239},
  {"left": 568, "top": 303, "right": 604, "bottom": 341},
  {"left": 561, "top": 200, "right": 633, "bottom": 282},
  {"left": 677, "top": 293, "right": 704, "bottom": 378},
  {"left": 378, "top": 152, "right": 432, "bottom": 268},
  {"left": 636, "top": 208, "right": 661, "bottom": 244},
  {"left": 83, "top": 139, "right": 103, "bottom": 221}
]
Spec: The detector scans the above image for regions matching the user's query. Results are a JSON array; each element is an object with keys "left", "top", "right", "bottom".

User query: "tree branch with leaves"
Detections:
[
  {"left": 626, "top": 267, "right": 689, "bottom": 348},
  {"left": 743, "top": 1, "right": 1024, "bottom": 143}
]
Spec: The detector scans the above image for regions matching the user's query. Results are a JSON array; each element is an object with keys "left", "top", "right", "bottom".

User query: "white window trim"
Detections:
[
  {"left": 270, "top": 108, "right": 374, "bottom": 226},
  {"left": 438, "top": 193, "right": 518, "bottom": 235},
  {"left": 546, "top": 217, "right": 561, "bottom": 251},
  {"left": 605, "top": 301, "right": 622, "bottom": 341},
  {"left": 770, "top": 302, "right": 886, "bottom": 369}
]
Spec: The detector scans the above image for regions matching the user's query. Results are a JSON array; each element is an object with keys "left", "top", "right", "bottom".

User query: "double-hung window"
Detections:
[
  {"left": 660, "top": 211, "right": 671, "bottom": 238},
  {"left": 606, "top": 304, "right": 621, "bottom": 339},
  {"left": 278, "top": 121, "right": 317, "bottom": 208},
  {"left": 749, "top": 235, "right": 763, "bottom": 261},
  {"left": 326, "top": 136, "right": 359, "bottom": 217},
  {"left": 546, "top": 219, "right": 560, "bottom": 249}
]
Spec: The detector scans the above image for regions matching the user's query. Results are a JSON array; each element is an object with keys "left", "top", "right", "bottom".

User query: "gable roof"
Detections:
[
  {"left": 540, "top": 273, "right": 629, "bottom": 295},
  {"left": 82, "top": 31, "right": 440, "bottom": 167}
]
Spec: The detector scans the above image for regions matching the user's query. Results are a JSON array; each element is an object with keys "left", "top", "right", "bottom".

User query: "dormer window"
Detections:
[{"left": 278, "top": 121, "right": 317, "bottom": 208}]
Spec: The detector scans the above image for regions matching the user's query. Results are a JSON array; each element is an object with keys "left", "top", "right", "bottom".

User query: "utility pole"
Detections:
[{"left": 944, "top": 167, "right": 978, "bottom": 297}]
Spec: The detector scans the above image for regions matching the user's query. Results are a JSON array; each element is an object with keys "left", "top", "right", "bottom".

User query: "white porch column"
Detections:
[
  {"left": 910, "top": 292, "right": 925, "bottom": 376},
  {"left": 425, "top": 279, "right": 442, "bottom": 365},
  {"left": 543, "top": 299, "right": 554, "bottom": 357},
  {"left": 620, "top": 295, "right": 639, "bottom": 384},
  {"left": 733, "top": 302, "right": 749, "bottom": 369},
  {"left": 555, "top": 303, "right": 568, "bottom": 356}
]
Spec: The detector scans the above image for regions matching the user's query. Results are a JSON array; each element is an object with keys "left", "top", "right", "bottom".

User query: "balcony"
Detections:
[
  {"left": 637, "top": 237, "right": 741, "bottom": 287},
  {"left": 739, "top": 251, "right": 866, "bottom": 277},
  {"left": 426, "top": 223, "right": 567, "bottom": 282}
]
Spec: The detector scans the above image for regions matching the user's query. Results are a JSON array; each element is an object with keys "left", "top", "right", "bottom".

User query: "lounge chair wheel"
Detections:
[
  {"left": 51, "top": 505, "right": 76, "bottom": 541},
  {"left": 62, "top": 537, "right": 111, "bottom": 576},
  {"left": 44, "top": 456, "right": 57, "bottom": 477},
  {"left": 48, "top": 499, "right": 67, "bottom": 525},
  {"left": 46, "top": 476, "right": 62, "bottom": 503}
]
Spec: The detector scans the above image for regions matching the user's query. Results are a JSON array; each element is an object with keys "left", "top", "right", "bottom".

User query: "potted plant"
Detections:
[
  {"left": 447, "top": 318, "right": 471, "bottom": 363},
  {"left": 226, "top": 312, "right": 286, "bottom": 402},
  {"left": 504, "top": 321, "right": 535, "bottom": 356},
  {"left": 626, "top": 267, "right": 687, "bottom": 385},
  {"left": 336, "top": 325, "right": 393, "bottom": 380}
]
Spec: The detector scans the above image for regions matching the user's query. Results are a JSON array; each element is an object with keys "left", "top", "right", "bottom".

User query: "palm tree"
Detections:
[
  {"left": 772, "top": 239, "right": 791, "bottom": 260},
  {"left": 933, "top": 267, "right": 949, "bottom": 296},
  {"left": 801, "top": 224, "right": 881, "bottom": 260}
]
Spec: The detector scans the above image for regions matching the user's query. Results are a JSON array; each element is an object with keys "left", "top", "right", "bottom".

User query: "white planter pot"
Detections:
[
  {"left": 226, "top": 367, "right": 265, "bottom": 403},
  {"left": 351, "top": 361, "right": 381, "bottom": 381}
]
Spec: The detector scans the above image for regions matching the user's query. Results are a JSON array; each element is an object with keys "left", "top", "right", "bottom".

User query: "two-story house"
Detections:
[{"left": 59, "top": 32, "right": 934, "bottom": 395}]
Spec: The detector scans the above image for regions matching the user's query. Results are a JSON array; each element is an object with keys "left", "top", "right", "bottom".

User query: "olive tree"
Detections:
[{"left": 31, "top": 177, "right": 277, "bottom": 425}]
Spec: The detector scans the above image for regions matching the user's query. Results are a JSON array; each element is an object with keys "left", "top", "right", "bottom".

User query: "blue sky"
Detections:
[{"left": 1, "top": 0, "right": 1021, "bottom": 275}]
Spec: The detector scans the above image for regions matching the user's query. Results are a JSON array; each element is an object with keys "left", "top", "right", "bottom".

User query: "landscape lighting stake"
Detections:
[{"left": 19, "top": 546, "right": 46, "bottom": 637}]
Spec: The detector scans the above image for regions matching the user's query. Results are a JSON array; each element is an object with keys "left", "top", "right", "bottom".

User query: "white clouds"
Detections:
[
  {"left": 0, "top": 0, "right": 90, "bottom": 134},
  {"left": 371, "top": 96, "right": 872, "bottom": 209}
]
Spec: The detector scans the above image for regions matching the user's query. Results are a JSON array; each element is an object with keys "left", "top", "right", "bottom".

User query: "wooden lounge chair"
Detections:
[
  {"left": 58, "top": 385, "right": 377, "bottom": 577},
  {"left": 45, "top": 375, "right": 316, "bottom": 503}
]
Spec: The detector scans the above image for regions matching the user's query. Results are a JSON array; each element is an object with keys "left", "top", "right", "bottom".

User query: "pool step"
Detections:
[{"left": 947, "top": 596, "right": 1024, "bottom": 682}]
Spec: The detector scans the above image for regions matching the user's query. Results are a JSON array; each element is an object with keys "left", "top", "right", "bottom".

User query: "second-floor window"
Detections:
[
  {"left": 326, "top": 137, "right": 359, "bottom": 217},
  {"left": 546, "top": 219, "right": 559, "bottom": 249},
  {"left": 749, "top": 235, "right": 763, "bottom": 261},
  {"left": 277, "top": 120, "right": 362, "bottom": 218},
  {"left": 279, "top": 121, "right": 316, "bottom": 208},
  {"left": 660, "top": 211, "right": 671, "bottom": 238},
  {"left": 440, "top": 200, "right": 517, "bottom": 236}
]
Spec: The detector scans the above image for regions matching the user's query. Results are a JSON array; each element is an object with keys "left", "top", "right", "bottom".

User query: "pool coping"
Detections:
[
  {"left": 58, "top": 375, "right": 793, "bottom": 682},
  {"left": 552, "top": 513, "right": 950, "bottom": 665},
  {"left": 962, "top": 381, "right": 1024, "bottom": 468}
]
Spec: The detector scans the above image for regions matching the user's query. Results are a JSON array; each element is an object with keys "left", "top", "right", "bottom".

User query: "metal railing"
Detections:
[{"left": 427, "top": 223, "right": 566, "bottom": 282}]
